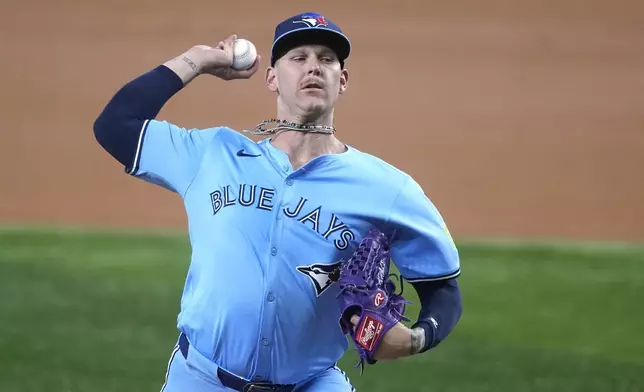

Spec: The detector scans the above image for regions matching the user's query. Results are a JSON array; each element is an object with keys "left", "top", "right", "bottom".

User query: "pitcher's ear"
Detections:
[
  {"left": 339, "top": 68, "right": 349, "bottom": 94},
  {"left": 266, "top": 67, "right": 278, "bottom": 92}
]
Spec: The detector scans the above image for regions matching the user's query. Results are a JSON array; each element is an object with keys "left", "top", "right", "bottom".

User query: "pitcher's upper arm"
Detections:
[
  {"left": 127, "top": 120, "right": 221, "bottom": 195},
  {"left": 387, "top": 176, "right": 460, "bottom": 282},
  {"left": 93, "top": 65, "right": 220, "bottom": 195}
]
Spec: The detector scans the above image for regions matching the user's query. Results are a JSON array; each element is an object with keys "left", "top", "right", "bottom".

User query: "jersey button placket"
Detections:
[{"left": 256, "top": 182, "right": 287, "bottom": 378}]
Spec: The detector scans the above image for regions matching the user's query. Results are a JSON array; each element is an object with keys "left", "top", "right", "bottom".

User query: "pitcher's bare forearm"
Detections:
[
  {"left": 410, "top": 327, "right": 426, "bottom": 355},
  {"left": 377, "top": 324, "right": 427, "bottom": 360},
  {"left": 369, "top": 324, "right": 426, "bottom": 360},
  {"left": 163, "top": 52, "right": 203, "bottom": 85}
]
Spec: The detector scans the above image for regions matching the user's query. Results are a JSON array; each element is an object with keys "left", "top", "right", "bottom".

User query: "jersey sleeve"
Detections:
[
  {"left": 387, "top": 176, "right": 460, "bottom": 282},
  {"left": 126, "top": 119, "right": 221, "bottom": 196}
]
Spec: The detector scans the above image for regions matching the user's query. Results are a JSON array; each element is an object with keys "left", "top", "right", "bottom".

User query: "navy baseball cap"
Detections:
[{"left": 270, "top": 12, "right": 351, "bottom": 67}]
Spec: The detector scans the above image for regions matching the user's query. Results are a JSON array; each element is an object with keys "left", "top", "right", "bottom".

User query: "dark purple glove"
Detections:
[{"left": 336, "top": 228, "right": 410, "bottom": 370}]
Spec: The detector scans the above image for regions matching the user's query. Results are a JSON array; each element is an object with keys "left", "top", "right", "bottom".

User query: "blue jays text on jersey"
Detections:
[
  {"left": 211, "top": 183, "right": 356, "bottom": 251},
  {"left": 126, "top": 119, "right": 460, "bottom": 385}
]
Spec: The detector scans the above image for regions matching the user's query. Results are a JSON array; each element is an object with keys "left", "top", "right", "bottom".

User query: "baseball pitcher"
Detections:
[{"left": 94, "top": 11, "right": 462, "bottom": 392}]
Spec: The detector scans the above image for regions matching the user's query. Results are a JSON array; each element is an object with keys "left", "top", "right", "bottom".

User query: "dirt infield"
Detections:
[{"left": 1, "top": 0, "right": 643, "bottom": 242}]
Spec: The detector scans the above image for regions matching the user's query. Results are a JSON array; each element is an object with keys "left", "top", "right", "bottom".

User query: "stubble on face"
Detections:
[{"left": 269, "top": 45, "right": 347, "bottom": 123}]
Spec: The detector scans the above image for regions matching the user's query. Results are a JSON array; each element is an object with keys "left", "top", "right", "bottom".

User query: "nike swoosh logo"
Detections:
[{"left": 236, "top": 149, "right": 261, "bottom": 158}]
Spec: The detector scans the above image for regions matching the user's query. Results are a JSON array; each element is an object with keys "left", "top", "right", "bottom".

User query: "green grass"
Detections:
[{"left": 1, "top": 227, "right": 643, "bottom": 392}]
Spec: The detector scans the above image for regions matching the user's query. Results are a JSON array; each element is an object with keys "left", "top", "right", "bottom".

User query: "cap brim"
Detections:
[{"left": 270, "top": 27, "right": 351, "bottom": 66}]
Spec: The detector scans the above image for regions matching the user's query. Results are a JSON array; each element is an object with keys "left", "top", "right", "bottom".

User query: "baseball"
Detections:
[{"left": 232, "top": 38, "right": 257, "bottom": 70}]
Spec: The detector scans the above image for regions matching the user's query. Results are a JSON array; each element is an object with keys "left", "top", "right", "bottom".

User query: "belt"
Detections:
[{"left": 178, "top": 333, "right": 296, "bottom": 392}]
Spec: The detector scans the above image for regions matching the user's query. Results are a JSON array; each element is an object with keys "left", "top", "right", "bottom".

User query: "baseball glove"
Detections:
[{"left": 336, "top": 228, "right": 411, "bottom": 372}]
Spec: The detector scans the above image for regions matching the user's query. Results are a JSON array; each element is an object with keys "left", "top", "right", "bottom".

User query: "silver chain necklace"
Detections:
[{"left": 243, "top": 119, "right": 336, "bottom": 136}]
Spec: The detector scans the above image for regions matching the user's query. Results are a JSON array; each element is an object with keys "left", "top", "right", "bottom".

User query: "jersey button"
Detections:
[
  {"left": 262, "top": 338, "right": 269, "bottom": 346},
  {"left": 270, "top": 247, "right": 277, "bottom": 256},
  {"left": 267, "top": 293, "right": 275, "bottom": 302},
  {"left": 286, "top": 179, "right": 294, "bottom": 186},
  {"left": 282, "top": 165, "right": 290, "bottom": 172}
]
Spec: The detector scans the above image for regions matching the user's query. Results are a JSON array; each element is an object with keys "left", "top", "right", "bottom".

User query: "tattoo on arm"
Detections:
[
  {"left": 182, "top": 56, "right": 198, "bottom": 72},
  {"left": 410, "top": 327, "right": 426, "bottom": 355}
]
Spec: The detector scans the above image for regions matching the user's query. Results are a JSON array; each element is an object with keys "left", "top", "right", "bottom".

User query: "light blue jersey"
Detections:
[{"left": 129, "top": 119, "right": 460, "bottom": 384}]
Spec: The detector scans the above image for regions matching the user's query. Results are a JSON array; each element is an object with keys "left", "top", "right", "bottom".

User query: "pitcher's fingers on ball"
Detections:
[
  {"left": 224, "top": 34, "right": 237, "bottom": 46},
  {"left": 232, "top": 38, "right": 258, "bottom": 70},
  {"left": 231, "top": 54, "right": 261, "bottom": 79}
]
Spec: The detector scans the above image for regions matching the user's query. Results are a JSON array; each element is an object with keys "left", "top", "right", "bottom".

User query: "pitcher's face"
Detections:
[{"left": 267, "top": 45, "right": 349, "bottom": 117}]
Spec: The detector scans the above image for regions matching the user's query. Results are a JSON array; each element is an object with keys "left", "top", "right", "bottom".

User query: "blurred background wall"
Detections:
[{"left": 1, "top": 0, "right": 642, "bottom": 242}]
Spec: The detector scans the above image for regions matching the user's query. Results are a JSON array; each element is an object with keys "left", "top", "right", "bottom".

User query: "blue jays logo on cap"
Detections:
[
  {"left": 293, "top": 14, "right": 329, "bottom": 28},
  {"left": 270, "top": 12, "right": 351, "bottom": 67}
]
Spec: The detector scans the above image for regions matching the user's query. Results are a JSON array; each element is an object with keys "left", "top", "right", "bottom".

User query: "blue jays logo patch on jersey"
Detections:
[{"left": 297, "top": 261, "right": 343, "bottom": 297}]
